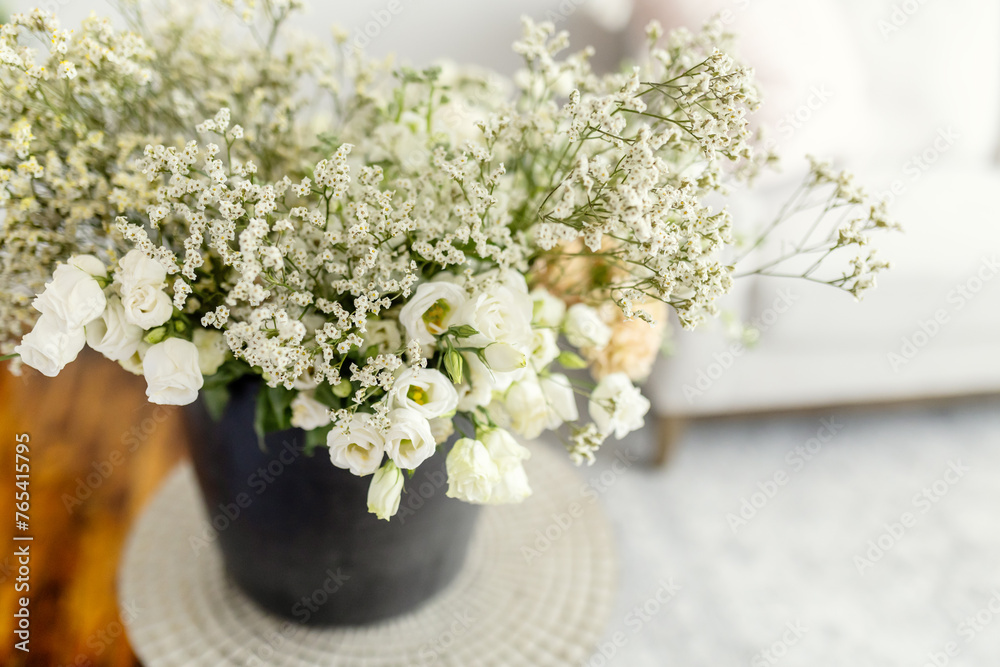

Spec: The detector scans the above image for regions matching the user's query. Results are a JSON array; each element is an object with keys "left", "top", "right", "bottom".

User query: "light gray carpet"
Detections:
[{"left": 590, "top": 399, "right": 1000, "bottom": 666}]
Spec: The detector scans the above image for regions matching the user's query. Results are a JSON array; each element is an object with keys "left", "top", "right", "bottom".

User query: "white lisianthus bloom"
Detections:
[
  {"left": 367, "top": 460, "right": 404, "bottom": 521},
  {"left": 563, "top": 303, "right": 612, "bottom": 350},
  {"left": 429, "top": 417, "right": 455, "bottom": 445},
  {"left": 85, "top": 295, "right": 143, "bottom": 362},
  {"left": 456, "top": 352, "right": 495, "bottom": 411},
  {"left": 589, "top": 372, "right": 651, "bottom": 439},
  {"left": 500, "top": 270, "right": 530, "bottom": 296},
  {"left": 482, "top": 341, "right": 527, "bottom": 372},
  {"left": 530, "top": 288, "right": 566, "bottom": 328},
  {"left": 142, "top": 338, "right": 204, "bottom": 406},
  {"left": 117, "top": 249, "right": 167, "bottom": 292},
  {"left": 453, "top": 279, "right": 533, "bottom": 351},
  {"left": 369, "top": 111, "right": 428, "bottom": 168},
  {"left": 122, "top": 284, "right": 173, "bottom": 329},
  {"left": 119, "top": 341, "right": 151, "bottom": 376},
  {"left": 291, "top": 363, "right": 321, "bottom": 390},
  {"left": 445, "top": 437, "right": 500, "bottom": 504},
  {"left": 362, "top": 319, "right": 402, "bottom": 354},
  {"left": 539, "top": 373, "right": 579, "bottom": 428},
  {"left": 14, "top": 313, "right": 86, "bottom": 377},
  {"left": 327, "top": 412, "right": 385, "bottom": 476},
  {"left": 480, "top": 428, "right": 532, "bottom": 504},
  {"left": 384, "top": 408, "right": 437, "bottom": 469},
  {"left": 529, "top": 328, "right": 560, "bottom": 370},
  {"left": 67, "top": 254, "right": 109, "bottom": 279},
  {"left": 32, "top": 259, "right": 107, "bottom": 330},
  {"left": 503, "top": 375, "right": 551, "bottom": 439},
  {"left": 398, "top": 281, "right": 467, "bottom": 350},
  {"left": 290, "top": 391, "right": 332, "bottom": 431},
  {"left": 193, "top": 328, "right": 228, "bottom": 375},
  {"left": 389, "top": 367, "right": 458, "bottom": 419}
]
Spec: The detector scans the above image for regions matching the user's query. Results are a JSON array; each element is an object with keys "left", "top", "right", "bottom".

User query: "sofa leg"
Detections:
[{"left": 654, "top": 415, "right": 687, "bottom": 467}]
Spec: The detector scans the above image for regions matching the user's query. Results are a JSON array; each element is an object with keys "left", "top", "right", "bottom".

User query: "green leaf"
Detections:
[
  {"left": 253, "top": 389, "right": 271, "bottom": 451},
  {"left": 444, "top": 349, "right": 464, "bottom": 384},
  {"left": 423, "top": 65, "right": 442, "bottom": 82},
  {"left": 304, "top": 424, "right": 333, "bottom": 456},
  {"left": 557, "top": 351, "right": 588, "bottom": 369},
  {"left": 313, "top": 381, "right": 342, "bottom": 409},
  {"left": 265, "top": 385, "right": 296, "bottom": 431},
  {"left": 332, "top": 380, "right": 353, "bottom": 398},
  {"left": 202, "top": 359, "right": 252, "bottom": 390},
  {"left": 447, "top": 324, "right": 480, "bottom": 339},
  {"left": 143, "top": 326, "right": 168, "bottom": 344},
  {"left": 201, "top": 385, "right": 230, "bottom": 421},
  {"left": 252, "top": 384, "right": 295, "bottom": 449}
]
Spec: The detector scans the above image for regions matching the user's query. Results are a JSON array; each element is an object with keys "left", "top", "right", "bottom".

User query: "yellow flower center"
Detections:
[
  {"left": 407, "top": 385, "right": 429, "bottom": 405},
  {"left": 422, "top": 299, "right": 451, "bottom": 334}
]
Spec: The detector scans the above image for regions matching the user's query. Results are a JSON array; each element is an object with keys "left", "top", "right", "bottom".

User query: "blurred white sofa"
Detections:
[{"left": 631, "top": 0, "right": 1000, "bottom": 437}]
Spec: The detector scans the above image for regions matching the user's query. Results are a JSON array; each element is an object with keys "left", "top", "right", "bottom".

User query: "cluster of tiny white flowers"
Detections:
[
  {"left": 733, "top": 156, "right": 900, "bottom": 300},
  {"left": 1, "top": 2, "right": 898, "bottom": 515}
]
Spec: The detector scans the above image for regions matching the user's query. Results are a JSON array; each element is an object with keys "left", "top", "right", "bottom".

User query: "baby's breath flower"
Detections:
[{"left": 0, "top": 3, "right": 895, "bottom": 518}]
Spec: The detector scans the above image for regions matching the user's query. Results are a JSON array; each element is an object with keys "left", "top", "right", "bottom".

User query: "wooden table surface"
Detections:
[{"left": 0, "top": 351, "right": 187, "bottom": 666}]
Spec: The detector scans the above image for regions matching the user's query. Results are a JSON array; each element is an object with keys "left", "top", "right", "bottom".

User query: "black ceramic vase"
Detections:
[{"left": 184, "top": 377, "right": 480, "bottom": 626}]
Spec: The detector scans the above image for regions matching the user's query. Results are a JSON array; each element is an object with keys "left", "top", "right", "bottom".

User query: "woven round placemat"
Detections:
[{"left": 118, "top": 441, "right": 617, "bottom": 666}]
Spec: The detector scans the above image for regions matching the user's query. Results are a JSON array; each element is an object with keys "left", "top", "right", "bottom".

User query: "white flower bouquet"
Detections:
[{"left": 0, "top": 2, "right": 896, "bottom": 520}]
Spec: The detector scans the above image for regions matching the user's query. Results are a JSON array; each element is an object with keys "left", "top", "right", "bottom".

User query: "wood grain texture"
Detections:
[{"left": 0, "top": 350, "right": 187, "bottom": 666}]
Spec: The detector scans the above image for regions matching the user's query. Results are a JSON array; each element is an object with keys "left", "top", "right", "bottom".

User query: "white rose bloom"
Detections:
[
  {"left": 32, "top": 260, "right": 107, "bottom": 330},
  {"left": 480, "top": 428, "right": 532, "bottom": 504},
  {"left": 389, "top": 367, "right": 458, "bottom": 419},
  {"left": 529, "top": 328, "right": 560, "bottom": 370},
  {"left": 85, "top": 295, "right": 143, "bottom": 362},
  {"left": 453, "top": 279, "right": 533, "bottom": 350},
  {"left": 327, "top": 412, "right": 385, "bottom": 476},
  {"left": 482, "top": 342, "right": 527, "bottom": 372},
  {"left": 530, "top": 288, "right": 566, "bottom": 328},
  {"left": 398, "top": 281, "right": 467, "bottom": 350},
  {"left": 367, "top": 461, "right": 404, "bottom": 521},
  {"left": 117, "top": 249, "right": 167, "bottom": 292},
  {"left": 193, "top": 328, "right": 228, "bottom": 375},
  {"left": 429, "top": 417, "right": 455, "bottom": 444},
  {"left": 540, "top": 373, "right": 579, "bottom": 428},
  {"left": 122, "top": 284, "right": 173, "bottom": 329},
  {"left": 142, "top": 338, "right": 204, "bottom": 406},
  {"left": 503, "top": 375, "right": 551, "bottom": 439},
  {"left": 563, "top": 303, "right": 612, "bottom": 350},
  {"left": 290, "top": 392, "right": 332, "bottom": 431},
  {"left": 588, "top": 372, "right": 651, "bottom": 439},
  {"left": 445, "top": 437, "right": 500, "bottom": 504},
  {"left": 384, "top": 408, "right": 436, "bottom": 469},
  {"left": 15, "top": 313, "right": 86, "bottom": 377}
]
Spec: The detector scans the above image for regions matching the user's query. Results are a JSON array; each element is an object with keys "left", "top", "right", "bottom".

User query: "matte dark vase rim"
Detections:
[{"left": 184, "top": 376, "right": 481, "bottom": 626}]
